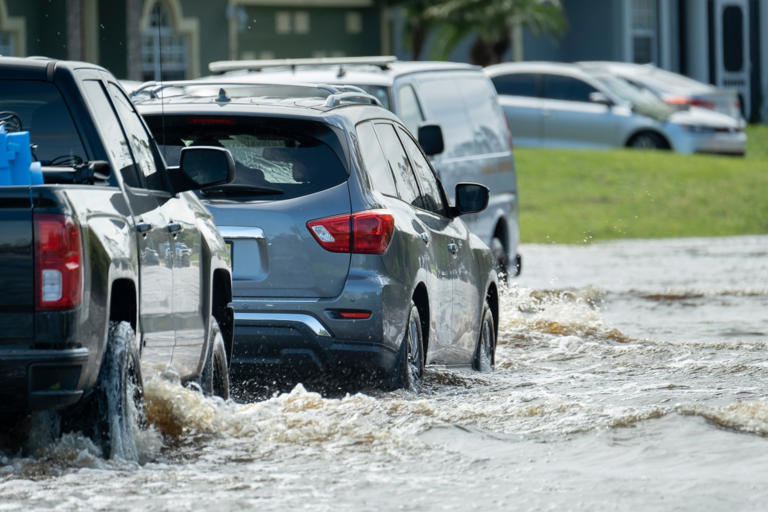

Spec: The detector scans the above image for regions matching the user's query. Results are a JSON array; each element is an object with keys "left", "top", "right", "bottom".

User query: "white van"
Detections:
[{"left": 208, "top": 56, "right": 522, "bottom": 276}]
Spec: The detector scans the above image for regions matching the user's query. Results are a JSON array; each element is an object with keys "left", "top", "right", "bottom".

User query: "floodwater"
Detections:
[{"left": 2, "top": 235, "right": 768, "bottom": 511}]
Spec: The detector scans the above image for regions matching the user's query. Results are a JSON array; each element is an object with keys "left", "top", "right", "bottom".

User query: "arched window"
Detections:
[{"left": 141, "top": 0, "right": 189, "bottom": 81}]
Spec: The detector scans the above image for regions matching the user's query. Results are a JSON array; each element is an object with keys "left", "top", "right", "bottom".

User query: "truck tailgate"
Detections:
[{"left": 0, "top": 188, "right": 33, "bottom": 343}]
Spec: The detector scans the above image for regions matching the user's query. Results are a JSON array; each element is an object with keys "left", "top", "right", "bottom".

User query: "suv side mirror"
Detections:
[
  {"left": 170, "top": 146, "right": 235, "bottom": 193},
  {"left": 589, "top": 91, "right": 614, "bottom": 106},
  {"left": 451, "top": 183, "right": 489, "bottom": 217},
  {"left": 418, "top": 123, "right": 445, "bottom": 156}
]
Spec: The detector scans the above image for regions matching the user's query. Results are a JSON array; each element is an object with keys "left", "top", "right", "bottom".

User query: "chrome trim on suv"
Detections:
[
  {"left": 234, "top": 312, "right": 332, "bottom": 337},
  {"left": 218, "top": 226, "right": 265, "bottom": 240}
]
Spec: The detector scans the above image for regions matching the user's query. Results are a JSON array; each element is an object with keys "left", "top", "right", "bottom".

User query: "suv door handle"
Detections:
[
  {"left": 136, "top": 222, "right": 152, "bottom": 234},
  {"left": 447, "top": 242, "right": 458, "bottom": 255},
  {"left": 420, "top": 233, "right": 429, "bottom": 245},
  {"left": 167, "top": 223, "right": 182, "bottom": 234}
]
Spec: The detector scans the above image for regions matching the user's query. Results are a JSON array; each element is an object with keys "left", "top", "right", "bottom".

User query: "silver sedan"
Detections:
[{"left": 485, "top": 62, "right": 746, "bottom": 156}]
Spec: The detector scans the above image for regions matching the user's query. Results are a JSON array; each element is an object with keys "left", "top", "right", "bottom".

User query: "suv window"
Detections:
[
  {"left": 356, "top": 122, "right": 397, "bottom": 197},
  {"left": 396, "top": 127, "right": 446, "bottom": 216},
  {"left": 541, "top": 74, "right": 597, "bottom": 102},
  {"left": 0, "top": 80, "right": 86, "bottom": 166},
  {"left": 145, "top": 115, "right": 348, "bottom": 201},
  {"left": 373, "top": 123, "right": 421, "bottom": 206},
  {"left": 491, "top": 73, "right": 539, "bottom": 97},
  {"left": 396, "top": 84, "right": 424, "bottom": 135}
]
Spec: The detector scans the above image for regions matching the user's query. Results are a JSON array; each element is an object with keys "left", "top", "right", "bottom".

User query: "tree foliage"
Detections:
[{"left": 393, "top": 0, "right": 566, "bottom": 65}]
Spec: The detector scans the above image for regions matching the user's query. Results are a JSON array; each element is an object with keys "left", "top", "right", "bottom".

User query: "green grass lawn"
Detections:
[{"left": 515, "top": 124, "right": 768, "bottom": 244}]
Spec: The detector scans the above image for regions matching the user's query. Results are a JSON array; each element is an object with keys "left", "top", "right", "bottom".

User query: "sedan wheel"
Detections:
[{"left": 630, "top": 132, "right": 665, "bottom": 150}]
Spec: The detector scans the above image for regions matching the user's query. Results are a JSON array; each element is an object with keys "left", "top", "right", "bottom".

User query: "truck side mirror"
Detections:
[
  {"left": 418, "top": 123, "right": 445, "bottom": 156},
  {"left": 171, "top": 146, "right": 235, "bottom": 193},
  {"left": 451, "top": 182, "right": 489, "bottom": 217}
]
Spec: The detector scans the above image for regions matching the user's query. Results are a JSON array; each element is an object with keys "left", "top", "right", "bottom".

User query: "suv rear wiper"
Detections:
[{"left": 202, "top": 184, "right": 284, "bottom": 197}]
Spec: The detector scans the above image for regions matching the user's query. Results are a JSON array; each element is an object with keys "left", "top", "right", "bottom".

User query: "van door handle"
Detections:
[
  {"left": 136, "top": 222, "right": 152, "bottom": 234},
  {"left": 167, "top": 223, "right": 182, "bottom": 234},
  {"left": 447, "top": 242, "right": 458, "bottom": 255},
  {"left": 420, "top": 233, "right": 429, "bottom": 245}
]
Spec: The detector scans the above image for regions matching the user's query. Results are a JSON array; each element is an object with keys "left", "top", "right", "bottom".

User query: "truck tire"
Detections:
[
  {"left": 90, "top": 321, "right": 145, "bottom": 460},
  {"left": 201, "top": 318, "right": 230, "bottom": 400}
]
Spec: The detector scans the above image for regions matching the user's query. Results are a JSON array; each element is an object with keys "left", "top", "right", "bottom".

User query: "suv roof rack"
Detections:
[
  {"left": 208, "top": 56, "right": 397, "bottom": 75},
  {"left": 130, "top": 80, "right": 381, "bottom": 108}
]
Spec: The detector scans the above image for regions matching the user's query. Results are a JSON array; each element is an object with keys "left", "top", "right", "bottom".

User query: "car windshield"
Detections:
[
  {"left": 588, "top": 73, "right": 675, "bottom": 120},
  {"left": 144, "top": 115, "right": 348, "bottom": 201}
]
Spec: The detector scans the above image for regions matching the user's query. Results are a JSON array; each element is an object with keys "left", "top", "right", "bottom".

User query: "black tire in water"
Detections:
[
  {"left": 394, "top": 301, "right": 424, "bottom": 390},
  {"left": 201, "top": 318, "right": 230, "bottom": 400},
  {"left": 73, "top": 321, "right": 145, "bottom": 460},
  {"left": 491, "top": 236, "right": 508, "bottom": 281},
  {"left": 472, "top": 301, "right": 496, "bottom": 372}
]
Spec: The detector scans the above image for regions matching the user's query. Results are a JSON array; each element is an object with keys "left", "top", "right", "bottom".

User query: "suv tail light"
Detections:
[
  {"left": 34, "top": 213, "right": 82, "bottom": 310},
  {"left": 307, "top": 211, "right": 394, "bottom": 254}
]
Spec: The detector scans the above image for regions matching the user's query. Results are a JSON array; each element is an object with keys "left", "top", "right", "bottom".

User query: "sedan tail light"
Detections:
[
  {"left": 307, "top": 210, "right": 394, "bottom": 254},
  {"left": 34, "top": 213, "right": 82, "bottom": 310}
]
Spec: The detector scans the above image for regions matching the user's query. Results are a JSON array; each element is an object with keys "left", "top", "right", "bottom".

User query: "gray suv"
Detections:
[{"left": 136, "top": 82, "right": 499, "bottom": 390}]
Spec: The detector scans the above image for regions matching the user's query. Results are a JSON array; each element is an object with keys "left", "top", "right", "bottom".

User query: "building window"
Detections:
[
  {"left": 276, "top": 10, "right": 310, "bottom": 35},
  {"left": 0, "top": 32, "right": 12, "bottom": 56},
  {"left": 294, "top": 11, "right": 310, "bottom": 34},
  {"left": 141, "top": 1, "right": 189, "bottom": 81},
  {"left": 346, "top": 11, "right": 362, "bottom": 34},
  {"left": 275, "top": 11, "right": 291, "bottom": 34},
  {"left": 632, "top": 0, "right": 657, "bottom": 63}
]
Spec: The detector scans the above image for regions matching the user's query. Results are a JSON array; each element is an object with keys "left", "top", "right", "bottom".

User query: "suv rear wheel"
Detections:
[{"left": 395, "top": 301, "right": 424, "bottom": 390}]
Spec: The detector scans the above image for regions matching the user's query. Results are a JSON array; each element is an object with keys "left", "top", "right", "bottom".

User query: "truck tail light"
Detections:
[
  {"left": 307, "top": 211, "right": 394, "bottom": 255},
  {"left": 34, "top": 213, "right": 82, "bottom": 310}
]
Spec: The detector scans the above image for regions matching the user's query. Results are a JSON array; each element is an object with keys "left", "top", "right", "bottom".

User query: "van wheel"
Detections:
[
  {"left": 472, "top": 301, "right": 495, "bottom": 372},
  {"left": 201, "top": 318, "right": 230, "bottom": 400},
  {"left": 395, "top": 302, "right": 424, "bottom": 390},
  {"left": 87, "top": 321, "right": 145, "bottom": 460},
  {"left": 629, "top": 131, "right": 667, "bottom": 150},
  {"left": 491, "top": 236, "right": 508, "bottom": 281}
]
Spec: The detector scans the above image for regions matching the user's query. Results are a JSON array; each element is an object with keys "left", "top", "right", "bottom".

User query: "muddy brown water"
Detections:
[{"left": 2, "top": 236, "right": 767, "bottom": 511}]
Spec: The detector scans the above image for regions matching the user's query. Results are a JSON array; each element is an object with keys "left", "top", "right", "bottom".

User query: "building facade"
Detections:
[{"left": 0, "top": 0, "right": 386, "bottom": 80}]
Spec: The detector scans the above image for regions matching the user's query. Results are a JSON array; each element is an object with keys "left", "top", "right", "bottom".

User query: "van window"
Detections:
[
  {"left": 373, "top": 123, "right": 420, "bottom": 206},
  {"left": 356, "top": 122, "right": 397, "bottom": 197},
  {"left": 541, "top": 74, "right": 597, "bottom": 102},
  {"left": 396, "top": 84, "right": 424, "bottom": 134},
  {"left": 415, "top": 76, "right": 474, "bottom": 158},
  {"left": 456, "top": 76, "right": 506, "bottom": 154},
  {"left": 490, "top": 73, "right": 538, "bottom": 97}
]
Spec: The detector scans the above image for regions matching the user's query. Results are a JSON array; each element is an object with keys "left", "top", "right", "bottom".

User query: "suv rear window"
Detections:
[
  {"left": 145, "top": 115, "right": 348, "bottom": 200},
  {"left": 0, "top": 80, "right": 86, "bottom": 166}
]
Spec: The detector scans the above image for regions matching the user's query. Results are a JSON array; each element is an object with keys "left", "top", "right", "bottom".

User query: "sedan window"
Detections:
[
  {"left": 490, "top": 73, "right": 539, "bottom": 97},
  {"left": 541, "top": 74, "right": 597, "bottom": 102}
]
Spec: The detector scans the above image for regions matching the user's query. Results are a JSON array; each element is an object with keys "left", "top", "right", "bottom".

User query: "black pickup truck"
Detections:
[{"left": 0, "top": 57, "right": 235, "bottom": 458}]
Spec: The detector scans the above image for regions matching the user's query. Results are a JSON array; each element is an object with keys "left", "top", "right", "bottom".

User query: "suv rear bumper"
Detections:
[
  {"left": 230, "top": 311, "right": 398, "bottom": 382},
  {"left": 0, "top": 347, "right": 89, "bottom": 414}
]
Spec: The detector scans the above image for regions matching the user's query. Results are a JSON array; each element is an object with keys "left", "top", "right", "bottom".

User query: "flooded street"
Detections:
[{"left": 2, "top": 235, "right": 768, "bottom": 511}]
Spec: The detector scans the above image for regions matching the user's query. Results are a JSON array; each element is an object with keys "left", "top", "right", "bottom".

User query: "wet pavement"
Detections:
[{"left": 2, "top": 235, "right": 767, "bottom": 511}]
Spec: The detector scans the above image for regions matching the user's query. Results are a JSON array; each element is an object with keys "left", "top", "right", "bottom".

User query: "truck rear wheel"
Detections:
[{"left": 89, "top": 321, "right": 145, "bottom": 460}]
